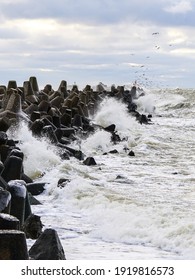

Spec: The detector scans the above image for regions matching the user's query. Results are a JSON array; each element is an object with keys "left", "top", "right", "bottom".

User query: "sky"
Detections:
[{"left": 0, "top": 0, "right": 195, "bottom": 89}]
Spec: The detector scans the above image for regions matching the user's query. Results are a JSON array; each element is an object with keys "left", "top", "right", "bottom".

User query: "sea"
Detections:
[{"left": 8, "top": 87, "right": 195, "bottom": 260}]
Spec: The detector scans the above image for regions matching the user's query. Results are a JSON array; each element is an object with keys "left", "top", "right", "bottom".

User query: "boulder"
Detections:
[
  {"left": 8, "top": 180, "right": 27, "bottom": 227},
  {"left": 57, "top": 178, "right": 70, "bottom": 188},
  {"left": 28, "top": 193, "right": 42, "bottom": 205},
  {"left": 128, "top": 150, "right": 135, "bottom": 156},
  {"left": 26, "top": 182, "right": 46, "bottom": 196},
  {"left": 0, "top": 131, "right": 8, "bottom": 145},
  {"left": 1, "top": 155, "right": 23, "bottom": 182},
  {"left": 83, "top": 157, "right": 97, "bottom": 166},
  {"left": 22, "top": 214, "right": 43, "bottom": 239},
  {"left": 0, "top": 187, "right": 11, "bottom": 213},
  {"left": 29, "top": 228, "right": 66, "bottom": 260},
  {"left": 0, "top": 230, "right": 29, "bottom": 260},
  {"left": 0, "top": 213, "right": 20, "bottom": 230},
  {"left": 104, "top": 124, "right": 116, "bottom": 132}
]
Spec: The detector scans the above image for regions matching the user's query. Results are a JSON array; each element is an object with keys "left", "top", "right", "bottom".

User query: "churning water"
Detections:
[{"left": 8, "top": 88, "right": 195, "bottom": 259}]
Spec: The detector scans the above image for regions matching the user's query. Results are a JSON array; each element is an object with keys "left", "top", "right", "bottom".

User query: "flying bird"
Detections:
[{"left": 152, "top": 32, "right": 159, "bottom": 35}]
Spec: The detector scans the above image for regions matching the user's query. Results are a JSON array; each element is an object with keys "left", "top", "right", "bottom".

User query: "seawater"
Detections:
[{"left": 8, "top": 88, "right": 195, "bottom": 260}]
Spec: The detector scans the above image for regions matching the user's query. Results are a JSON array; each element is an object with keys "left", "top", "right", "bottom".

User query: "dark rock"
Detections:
[
  {"left": 21, "top": 173, "right": 33, "bottom": 184},
  {"left": 23, "top": 81, "right": 38, "bottom": 104},
  {"left": 61, "top": 128, "right": 75, "bottom": 138},
  {"left": 24, "top": 191, "right": 32, "bottom": 221},
  {"left": 104, "top": 124, "right": 116, "bottom": 132},
  {"left": 109, "top": 149, "right": 118, "bottom": 154},
  {"left": 0, "top": 230, "right": 29, "bottom": 260},
  {"left": 57, "top": 143, "right": 85, "bottom": 160},
  {"left": 0, "top": 175, "right": 9, "bottom": 190},
  {"left": 22, "top": 214, "right": 43, "bottom": 239},
  {"left": 52, "top": 115, "right": 61, "bottom": 128},
  {"left": 28, "top": 193, "right": 42, "bottom": 205},
  {"left": 59, "top": 137, "right": 71, "bottom": 145},
  {"left": 130, "top": 86, "right": 137, "bottom": 97},
  {"left": 0, "top": 213, "right": 20, "bottom": 230},
  {"left": 128, "top": 150, "right": 135, "bottom": 156},
  {"left": 30, "top": 111, "right": 41, "bottom": 122},
  {"left": 0, "top": 131, "right": 8, "bottom": 145},
  {"left": 9, "top": 148, "right": 24, "bottom": 160},
  {"left": 60, "top": 113, "right": 72, "bottom": 127},
  {"left": 0, "top": 161, "right": 4, "bottom": 173},
  {"left": 57, "top": 178, "right": 70, "bottom": 188},
  {"left": 30, "top": 119, "right": 45, "bottom": 137},
  {"left": 7, "top": 80, "right": 17, "bottom": 90},
  {"left": 0, "top": 117, "right": 11, "bottom": 132},
  {"left": 8, "top": 180, "right": 27, "bottom": 227},
  {"left": 1, "top": 155, "right": 23, "bottom": 182},
  {"left": 0, "top": 145, "right": 11, "bottom": 163},
  {"left": 83, "top": 157, "right": 97, "bottom": 166},
  {"left": 0, "top": 187, "right": 11, "bottom": 213},
  {"left": 128, "top": 102, "right": 137, "bottom": 112},
  {"left": 29, "top": 76, "right": 39, "bottom": 93},
  {"left": 29, "top": 228, "right": 66, "bottom": 260},
  {"left": 42, "top": 125, "right": 58, "bottom": 144},
  {"left": 38, "top": 100, "right": 51, "bottom": 112},
  {"left": 59, "top": 151, "right": 70, "bottom": 160},
  {"left": 72, "top": 114, "right": 83, "bottom": 128},
  {"left": 26, "top": 182, "right": 46, "bottom": 196},
  {"left": 111, "top": 132, "right": 121, "bottom": 143}
]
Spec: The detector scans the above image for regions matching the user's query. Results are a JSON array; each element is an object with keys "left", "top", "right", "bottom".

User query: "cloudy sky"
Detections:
[{"left": 0, "top": 0, "right": 195, "bottom": 89}]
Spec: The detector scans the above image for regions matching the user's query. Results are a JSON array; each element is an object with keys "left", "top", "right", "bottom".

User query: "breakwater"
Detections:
[{"left": 0, "top": 77, "right": 150, "bottom": 259}]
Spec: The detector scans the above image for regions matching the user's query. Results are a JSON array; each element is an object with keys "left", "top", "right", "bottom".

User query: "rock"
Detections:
[
  {"left": 104, "top": 124, "right": 116, "bottom": 132},
  {"left": 109, "top": 149, "right": 118, "bottom": 154},
  {"left": 5, "top": 91, "right": 21, "bottom": 113},
  {"left": 23, "top": 81, "right": 38, "bottom": 104},
  {"left": 8, "top": 180, "right": 27, "bottom": 227},
  {"left": 29, "top": 76, "right": 39, "bottom": 93},
  {"left": 83, "top": 157, "right": 97, "bottom": 166},
  {"left": 0, "top": 230, "right": 29, "bottom": 260},
  {"left": 111, "top": 132, "right": 121, "bottom": 143},
  {"left": 21, "top": 173, "right": 33, "bottom": 184},
  {"left": 0, "top": 213, "right": 20, "bottom": 230},
  {"left": 57, "top": 143, "right": 85, "bottom": 160},
  {"left": 0, "top": 131, "right": 8, "bottom": 145},
  {"left": 1, "top": 155, "right": 23, "bottom": 182},
  {"left": 7, "top": 80, "right": 17, "bottom": 90},
  {"left": 38, "top": 100, "right": 51, "bottom": 113},
  {"left": 57, "top": 178, "right": 70, "bottom": 188},
  {"left": 128, "top": 150, "right": 135, "bottom": 156},
  {"left": 130, "top": 85, "right": 137, "bottom": 98},
  {"left": 0, "top": 117, "right": 11, "bottom": 132},
  {"left": 29, "top": 228, "right": 66, "bottom": 260},
  {"left": 22, "top": 214, "right": 43, "bottom": 239},
  {"left": 28, "top": 193, "right": 42, "bottom": 205},
  {"left": 30, "top": 111, "right": 41, "bottom": 122},
  {"left": 30, "top": 119, "right": 45, "bottom": 137},
  {"left": 42, "top": 125, "right": 58, "bottom": 144},
  {"left": 0, "top": 187, "right": 11, "bottom": 213},
  {"left": 0, "top": 161, "right": 4, "bottom": 173},
  {"left": 26, "top": 182, "right": 46, "bottom": 196},
  {"left": 0, "top": 175, "right": 9, "bottom": 190}
]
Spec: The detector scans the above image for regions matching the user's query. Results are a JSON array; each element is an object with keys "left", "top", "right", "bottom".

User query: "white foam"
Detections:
[{"left": 8, "top": 122, "right": 61, "bottom": 179}]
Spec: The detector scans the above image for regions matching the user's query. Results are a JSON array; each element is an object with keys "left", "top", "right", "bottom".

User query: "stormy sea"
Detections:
[{"left": 8, "top": 86, "right": 195, "bottom": 260}]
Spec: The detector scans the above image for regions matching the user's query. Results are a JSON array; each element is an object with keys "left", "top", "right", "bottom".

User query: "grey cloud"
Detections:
[{"left": 1, "top": 0, "right": 194, "bottom": 27}]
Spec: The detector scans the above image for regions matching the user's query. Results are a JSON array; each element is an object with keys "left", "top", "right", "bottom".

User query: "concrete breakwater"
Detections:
[{"left": 0, "top": 77, "right": 151, "bottom": 259}]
